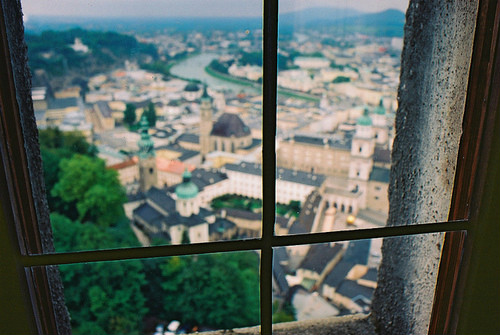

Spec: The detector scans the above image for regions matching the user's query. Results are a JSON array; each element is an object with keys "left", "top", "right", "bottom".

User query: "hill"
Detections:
[{"left": 25, "top": 28, "right": 158, "bottom": 89}]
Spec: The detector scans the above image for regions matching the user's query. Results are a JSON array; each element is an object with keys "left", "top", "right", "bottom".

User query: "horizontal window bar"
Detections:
[
  {"left": 271, "top": 220, "right": 469, "bottom": 247},
  {"left": 22, "top": 220, "right": 468, "bottom": 267},
  {"left": 21, "top": 238, "right": 263, "bottom": 267}
]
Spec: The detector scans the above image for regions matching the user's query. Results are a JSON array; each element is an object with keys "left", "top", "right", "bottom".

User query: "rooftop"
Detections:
[{"left": 211, "top": 113, "right": 251, "bottom": 138}]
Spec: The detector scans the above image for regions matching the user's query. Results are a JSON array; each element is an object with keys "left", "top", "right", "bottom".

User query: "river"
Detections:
[{"left": 169, "top": 53, "right": 259, "bottom": 94}]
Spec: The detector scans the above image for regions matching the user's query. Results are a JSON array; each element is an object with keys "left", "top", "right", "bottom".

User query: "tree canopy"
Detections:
[
  {"left": 123, "top": 103, "right": 137, "bottom": 127},
  {"left": 53, "top": 213, "right": 148, "bottom": 335},
  {"left": 52, "top": 154, "right": 126, "bottom": 227},
  {"left": 143, "top": 102, "right": 157, "bottom": 128},
  {"left": 160, "top": 252, "right": 260, "bottom": 329}
]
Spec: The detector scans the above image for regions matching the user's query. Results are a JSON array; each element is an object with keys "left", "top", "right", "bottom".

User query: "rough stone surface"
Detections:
[
  {"left": 202, "top": 314, "right": 376, "bottom": 335},
  {"left": 371, "top": 1, "right": 478, "bottom": 335},
  {"left": 4, "top": 1, "right": 72, "bottom": 334}
]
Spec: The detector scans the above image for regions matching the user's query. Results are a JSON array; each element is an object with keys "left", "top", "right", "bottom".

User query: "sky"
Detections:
[{"left": 22, "top": 0, "right": 409, "bottom": 18}]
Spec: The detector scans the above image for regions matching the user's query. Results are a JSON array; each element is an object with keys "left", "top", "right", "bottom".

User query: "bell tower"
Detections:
[
  {"left": 137, "top": 115, "right": 157, "bottom": 192},
  {"left": 200, "top": 85, "right": 213, "bottom": 161}
]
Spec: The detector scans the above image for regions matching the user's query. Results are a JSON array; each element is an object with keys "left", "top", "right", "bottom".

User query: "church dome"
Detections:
[
  {"left": 357, "top": 108, "right": 373, "bottom": 126},
  {"left": 175, "top": 169, "right": 199, "bottom": 199},
  {"left": 210, "top": 113, "right": 251, "bottom": 138},
  {"left": 374, "top": 99, "right": 386, "bottom": 115},
  {"left": 184, "top": 82, "right": 200, "bottom": 92}
]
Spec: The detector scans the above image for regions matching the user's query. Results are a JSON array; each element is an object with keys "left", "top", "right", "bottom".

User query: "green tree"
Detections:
[
  {"left": 52, "top": 154, "right": 126, "bottom": 227},
  {"left": 123, "top": 103, "right": 137, "bottom": 127},
  {"left": 181, "top": 230, "right": 190, "bottom": 244},
  {"left": 160, "top": 252, "right": 260, "bottom": 329},
  {"left": 38, "top": 128, "right": 96, "bottom": 214},
  {"left": 272, "top": 301, "right": 296, "bottom": 323},
  {"left": 143, "top": 102, "right": 157, "bottom": 128},
  {"left": 332, "top": 75, "right": 351, "bottom": 83},
  {"left": 51, "top": 213, "right": 147, "bottom": 335}
]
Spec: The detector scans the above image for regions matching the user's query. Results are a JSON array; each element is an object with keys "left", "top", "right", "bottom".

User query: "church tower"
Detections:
[
  {"left": 372, "top": 99, "right": 388, "bottom": 145},
  {"left": 199, "top": 86, "right": 213, "bottom": 161},
  {"left": 349, "top": 108, "right": 375, "bottom": 207},
  {"left": 137, "top": 115, "right": 157, "bottom": 192}
]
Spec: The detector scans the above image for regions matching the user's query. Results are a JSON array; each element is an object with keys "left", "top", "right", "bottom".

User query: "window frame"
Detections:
[{"left": 0, "top": 0, "right": 498, "bottom": 334}]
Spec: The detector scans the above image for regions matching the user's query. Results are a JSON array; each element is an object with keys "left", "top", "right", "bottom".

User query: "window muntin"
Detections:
[{"left": 0, "top": 0, "right": 492, "bottom": 334}]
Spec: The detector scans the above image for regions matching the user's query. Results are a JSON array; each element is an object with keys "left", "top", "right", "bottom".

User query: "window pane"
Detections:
[
  {"left": 274, "top": 1, "right": 463, "bottom": 235},
  {"left": 273, "top": 234, "right": 442, "bottom": 326},
  {"left": 37, "top": 251, "right": 260, "bottom": 334},
  {"left": 23, "top": 0, "right": 263, "bottom": 252}
]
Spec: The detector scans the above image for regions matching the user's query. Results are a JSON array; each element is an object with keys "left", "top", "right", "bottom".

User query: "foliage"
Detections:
[
  {"left": 272, "top": 301, "right": 296, "bottom": 324},
  {"left": 212, "top": 195, "right": 301, "bottom": 218},
  {"left": 181, "top": 230, "right": 190, "bottom": 244},
  {"left": 211, "top": 194, "right": 262, "bottom": 212},
  {"left": 123, "top": 103, "right": 137, "bottom": 127},
  {"left": 239, "top": 51, "right": 262, "bottom": 67},
  {"left": 276, "top": 200, "right": 301, "bottom": 218},
  {"left": 332, "top": 76, "right": 351, "bottom": 84},
  {"left": 51, "top": 154, "right": 126, "bottom": 227},
  {"left": 160, "top": 252, "right": 260, "bottom": 329},
  {"left": 143, "top": 102, "right": 157, "bottom": 128},
  {"left": 51, "top": 213, "right": 147, "bottom": 335},
  {"left": 25, "top": 28, "right": 158, "bottom": 78},
  {"left": 140, "top": 61, "right": 172, "bottom": 78},
  {"left": 38, "top": 128, "right": 96, "bottom": 214},
  {"left": 208, "top": 59, "right": 229, "bottom": 74}
]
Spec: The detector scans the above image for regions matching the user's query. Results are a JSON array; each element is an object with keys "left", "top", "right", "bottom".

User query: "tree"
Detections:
[
  {"left": 181, "top": 230, "right": 190, "bottom": 244},
  {"left": 160, "top": 252, "right": 260, "bottom": 329},
  {"left": 332, "top": 75, "right": 351, "bottom": 83},
  {"left": 38, "top": 128, "right": 96, "bottom": 214},
  {"left": 52, "top": 214, "right": 147, "bottom": 335},
  {"left": 51, "top": 154, "right": 126, "bottom": 227},
  {"left": 123, "top": 103, "right": 137, "bottom": 126},
  {"left": 143, "top": 102, "right": 157, "bottom": 128}
]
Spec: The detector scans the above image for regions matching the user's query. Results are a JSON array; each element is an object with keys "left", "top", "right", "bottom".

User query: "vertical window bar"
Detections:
[{"left": 261, "top": 0, "right": 278, "bottom": 333}]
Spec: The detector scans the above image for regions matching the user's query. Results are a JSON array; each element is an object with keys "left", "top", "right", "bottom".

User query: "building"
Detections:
[
  {"left": 137, "top": 115, "right": 158, "bottom": 192},
  {"left": 222, "top": 162, "right": 326, "bottom": 204},
  {"left": 199, "top": 92, "right": 254, "bottom": 156},
  {"left": 131, "top": 170, "right": 236, "bottom": 245}
]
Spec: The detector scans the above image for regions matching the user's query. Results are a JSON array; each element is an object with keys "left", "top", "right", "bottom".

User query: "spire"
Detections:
[
  {"left": 374, "top": 98, "right": 386, "bottom": 115},
  {"left": 137, "top": 114, "right": 155, "bottom": 159},
  {"left": 357, "top": 108, "right": 373, "bottom": 126},
  {"left": 201, "top": 84, "right": 211, "bottom": 101}
]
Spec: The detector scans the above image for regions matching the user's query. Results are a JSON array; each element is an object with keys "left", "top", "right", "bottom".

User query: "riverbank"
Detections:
[{"left": 205, "top": 62, "right": 320, "bottom": 102}]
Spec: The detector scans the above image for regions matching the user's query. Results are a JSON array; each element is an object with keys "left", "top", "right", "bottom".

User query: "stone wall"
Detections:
[{"left": 371, "top": 1, "right": 477, "bottom": 334}]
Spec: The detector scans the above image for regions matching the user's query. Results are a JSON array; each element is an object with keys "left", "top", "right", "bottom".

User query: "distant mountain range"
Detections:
[{"left": 25, "top": 7, "right": 405, "bottom": 37}]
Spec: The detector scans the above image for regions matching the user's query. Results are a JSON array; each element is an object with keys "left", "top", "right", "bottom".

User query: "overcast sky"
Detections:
[{"left": 22, "top": 0, "right": 409, "bottom": 18}]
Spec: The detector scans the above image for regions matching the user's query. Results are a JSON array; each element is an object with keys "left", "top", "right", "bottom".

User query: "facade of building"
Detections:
[{"left": 222, "top": 162, "right": 326, "bottom": 204}]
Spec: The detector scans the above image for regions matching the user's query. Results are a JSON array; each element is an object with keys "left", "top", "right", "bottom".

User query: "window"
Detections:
[{"left": 0, "top": 1, "right": 499, "bottom": 335}]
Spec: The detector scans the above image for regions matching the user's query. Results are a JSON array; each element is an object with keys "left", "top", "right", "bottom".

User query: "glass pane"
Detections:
[
  {"left": 23, "top": 0, "right": 263, "bottom": 251},
  {"left": 41, "top": 251, "right": 260, "bottom": 334},
  {"left": 273, "top": 233, "right": 442, "bottom": 326},
  {"left": 275, "top": 1, "right": 459, "bottom": 235}
]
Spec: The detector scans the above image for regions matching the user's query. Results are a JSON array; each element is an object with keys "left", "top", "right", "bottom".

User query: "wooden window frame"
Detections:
[{"left": 0, "top": 0, "right": 498, "bottom": 334}]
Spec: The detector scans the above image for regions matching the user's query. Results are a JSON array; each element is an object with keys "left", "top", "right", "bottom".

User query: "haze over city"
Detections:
[{"left": 22, "top": 0, "right": 408, "bottom": 18}]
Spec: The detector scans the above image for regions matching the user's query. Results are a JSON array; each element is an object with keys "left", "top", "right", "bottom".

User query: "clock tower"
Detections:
[{"left": 137, "top": 114, "right": 157, "bottom": 192}]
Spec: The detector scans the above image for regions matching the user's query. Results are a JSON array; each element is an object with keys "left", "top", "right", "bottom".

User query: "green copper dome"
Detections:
[
  {"left": 175, "top": 169, "right": 199, "bottom": 199},
  {"left": 374, "top": 99, "right": 386, "bottom": 115},
  {"left": 138, "top": 115, "right": 155, "bottom": 159},
  {"left": 357, "top": 108, "right": 373, "bottom": 126}
]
